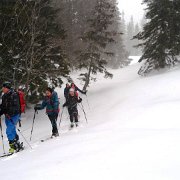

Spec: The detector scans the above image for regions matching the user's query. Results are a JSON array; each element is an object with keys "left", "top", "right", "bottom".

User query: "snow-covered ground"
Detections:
[
  {"left": 129, "top": 56, "right": 141, "bottom": 65},
  {"left": 1, "top": 61, "right": 180, "bottom": 180}
]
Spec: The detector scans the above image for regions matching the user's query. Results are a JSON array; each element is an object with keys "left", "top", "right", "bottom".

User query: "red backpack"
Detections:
[{"left": 18, "top": 91, "right": 26, "bottom": 113}]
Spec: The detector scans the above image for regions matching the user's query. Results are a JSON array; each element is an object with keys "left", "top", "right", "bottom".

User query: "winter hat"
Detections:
[
  {"left": 69, "top": 88, "right": 75, "bottom": 93},
  {"left": 3, "top": 82, "right": 11, "bottom": 89},
  {"left": 46, "top": 87, "right": 53, "bottom": 94}
]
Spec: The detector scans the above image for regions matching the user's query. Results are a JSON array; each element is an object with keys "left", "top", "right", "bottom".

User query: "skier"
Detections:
[
  {"left": 18, "top": 87, "right": 26, "bottom": 127},
  {"left": 0, "top": 82, "right": 24, "bottom": 153},
  {"left": 34, "top": 87, "right": 60, "bottom": 137},
  {"left": 63, "top": 88, "right": 82, "bottom": 128},
  {"left": 64, "top": 83, "right": 70, "bottom": 99}
]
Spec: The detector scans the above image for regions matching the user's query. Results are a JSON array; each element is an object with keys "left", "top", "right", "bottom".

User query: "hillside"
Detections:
[{"left": 0, "top": 63, "right": 180, "bottom": 180}]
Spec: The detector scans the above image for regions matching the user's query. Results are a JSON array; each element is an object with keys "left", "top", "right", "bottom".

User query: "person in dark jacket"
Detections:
[
  {"left": 64, "top": 83, "right": 70, "bottom": 99},
  {"left": 34, "top": 87, "right": 60, "bottom": 137},
  {"left": 0, "top": 82, "right": 23, "bottom": 153},
  {"left": 63, "top": 88, "right": 82, "bottom": 128}
]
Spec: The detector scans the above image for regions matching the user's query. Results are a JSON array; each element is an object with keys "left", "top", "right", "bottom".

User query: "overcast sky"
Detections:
[{"left": 118, "top": 0, "right": 145, "bottom": 23}]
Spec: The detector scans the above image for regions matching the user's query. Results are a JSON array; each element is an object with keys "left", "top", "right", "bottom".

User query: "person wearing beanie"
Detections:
[
  {"left": 0, "top": 82, "right": 24, "bottom": 153},
  {"left": 63, "top": 88, "right": 82, "bottom": 128},
  {"left": 34, "top": 87, "right": 60, "bottom": 137}
]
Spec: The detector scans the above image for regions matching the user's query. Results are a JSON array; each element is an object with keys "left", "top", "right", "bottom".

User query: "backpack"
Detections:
[{"left": 18, "top": 91, "right": 26, "bottom": 113}]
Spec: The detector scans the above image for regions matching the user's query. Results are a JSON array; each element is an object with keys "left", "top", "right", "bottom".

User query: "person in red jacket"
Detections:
[{"left": 18, "top": 88, "right": 26, "bottom": 127}]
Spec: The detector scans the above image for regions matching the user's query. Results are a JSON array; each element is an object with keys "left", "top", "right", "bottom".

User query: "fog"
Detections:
[{"left": 118, "top": 0, "right": 145, "bottom": 23}]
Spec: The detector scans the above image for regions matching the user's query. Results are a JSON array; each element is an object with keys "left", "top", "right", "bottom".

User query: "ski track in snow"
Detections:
[{"left": 1, "top": 62, "right": 180, "bottom": 180}]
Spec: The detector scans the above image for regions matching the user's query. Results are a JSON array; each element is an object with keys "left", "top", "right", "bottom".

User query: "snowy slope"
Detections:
[{"left": 1, "top": 63, "right": 180, "bottom": 180}]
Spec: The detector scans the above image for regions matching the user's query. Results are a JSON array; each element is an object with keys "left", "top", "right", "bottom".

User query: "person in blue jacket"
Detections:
[
  {"left": 34, "top": 87, "right": 60, "bottom": 137},
  {"left": 0, "top": 82, "right": 24, "bottom": 153}
]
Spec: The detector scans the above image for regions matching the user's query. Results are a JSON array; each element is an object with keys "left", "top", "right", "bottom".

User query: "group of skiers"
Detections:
[{"left": 0, "top": 82, "right": 86, "bottom": 154}]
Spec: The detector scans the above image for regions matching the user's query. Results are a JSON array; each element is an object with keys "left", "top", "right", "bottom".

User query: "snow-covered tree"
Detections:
[
  {"left": 107, "top": 3, "right": 129, "bottom": 68},
  {"left": 0, "top": 0, "right": 70, "bottom": 103},
  {"left": 135, "top": 0, "right": 180, "bottom": 75},
  {"left": 76, "top": 0, "right": 117, "bottom": 91}
]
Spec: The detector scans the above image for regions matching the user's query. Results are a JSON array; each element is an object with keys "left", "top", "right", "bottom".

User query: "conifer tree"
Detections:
[
  {"left": 107, "top": 2, "right": 129, "bottom": 68},
  {"left": 0, "top": 0, "right": 69, "bottom": 102},
  {"left": 76, "top": 0, "right": 117, "bottom": 91},
  {"left": 135, "top": 0, "right": 180, "bottom": 75}
]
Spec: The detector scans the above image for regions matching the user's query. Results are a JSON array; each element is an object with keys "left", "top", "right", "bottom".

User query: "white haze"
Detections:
[{"left": 118, "top": 0, "right": 145, "bottom": 23}]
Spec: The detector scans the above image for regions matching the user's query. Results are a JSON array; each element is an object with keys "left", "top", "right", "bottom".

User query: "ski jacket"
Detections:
[
  {"left": 18, "top": 90, "right": 26, "bottom": 113},
  {"left": 0, "top": 90, "right": 21, "bottom": 117},
  {"left": 41, "top": 91, "right": 60, "bottom": 115},
  {"left": 63, "top": 95, "right": 82, "bottom": 110}
]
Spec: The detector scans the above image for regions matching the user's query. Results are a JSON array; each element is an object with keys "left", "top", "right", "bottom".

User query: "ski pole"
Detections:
[
  {"left": 30, "top": 110, "right": 37, "bottom": 141},
  {"left": 78, "top": 103, "right": 88, "bottom": 123},
  {"left": 0, "top": 118, "right": 6, "bottom": 154},
  {"left": 85, "top": 94, "right": 91, "bottom": 110},
  {"left": 17, "top": 129, "right": 32, "bottom": 149},
  {"left": 58, "top": 107, "right": 64, "bottom": 129},
  {"left": 19, "top": 119, "right": 22, "bottom": 127}
]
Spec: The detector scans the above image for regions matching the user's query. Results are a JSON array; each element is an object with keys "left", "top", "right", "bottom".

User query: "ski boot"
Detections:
[
  {"left": 52, "top": 132, "right": 59, "bottom": 137},
  {"left": 9, "top": 142, "right": 15, "bottom": 154},
  {"left": 75, "top": 122, "right": 78, "bottom": 127},
  {"left": 70, "top": 123, "right": 74, "bottom": 128},
  {"left": 9, "top": 139, "right": 24, "bottom": 153},
  {"left": 52, "top": 127, "right": 59, "bottom": 137}
]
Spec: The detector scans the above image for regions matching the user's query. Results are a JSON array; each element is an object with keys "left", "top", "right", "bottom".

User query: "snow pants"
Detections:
[
  {"left": 68, "top": 107, "right": 78, "bottom": 123},
  {"left": 5, "top": 114, "right": 20, "bottom": 141},
  {"left": 48, "top": 114, "right": 58, "bottom": 134}
]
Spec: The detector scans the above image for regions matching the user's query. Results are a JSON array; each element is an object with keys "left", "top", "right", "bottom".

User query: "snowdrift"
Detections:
[{"left": 0, "top": 62, "right": 180, "bottom": 180}]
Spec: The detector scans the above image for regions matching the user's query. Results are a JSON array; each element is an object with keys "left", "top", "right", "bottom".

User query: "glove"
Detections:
[
  {"left": 34, "top": 104, "right": 42, "bottom": 111},
  {"left": 79, "top": 97, "right": 82, "bottom": 103}
]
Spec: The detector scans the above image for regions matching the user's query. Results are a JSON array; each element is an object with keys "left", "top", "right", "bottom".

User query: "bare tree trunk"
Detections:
[{"left": 83, "top": 60, "right": 92, "bottom": 91}]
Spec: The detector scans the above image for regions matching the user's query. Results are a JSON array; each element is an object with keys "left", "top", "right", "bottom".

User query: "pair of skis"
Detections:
[{"left": 0, "top": 143, "right": 25, "bottom": 159}]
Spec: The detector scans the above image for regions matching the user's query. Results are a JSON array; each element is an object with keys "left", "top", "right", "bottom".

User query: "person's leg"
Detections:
[
  {"left": 48, "top": 114, "right": 59, "bottom": 136},
  {"left": 5, "top": 114, "right": 22, "bottom": 153},
  {"left": 74, "top": 113, "right": 78, "bottom": 122},
  {"left": 68, "top": 109, "right": 74, "bottom": 128},
  {"left": 11, "top": 114, "right": 20, "bottom": 140},
  {"left": 5, "top": 118, "right": 15, "bottom": 142},
  {"left": 74, "top": 109, "right": 79, "bottom": 126},
  {"left": 68, "top": 109, "right": 74, "bottom": 123}
]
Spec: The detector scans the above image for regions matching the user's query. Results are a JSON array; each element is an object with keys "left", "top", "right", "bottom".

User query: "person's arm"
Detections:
[
  {"left": 52, "top": 93, "right": 59, "bottom": 113},
  {"left": 0, "top": 104, "right": 4, "bottom": 116},
  {"left": 34, "top": 98, "right": 47, "bottom": 111},
  {"left": 75, "top": 86, "right": 86, "bottom": 94}
]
